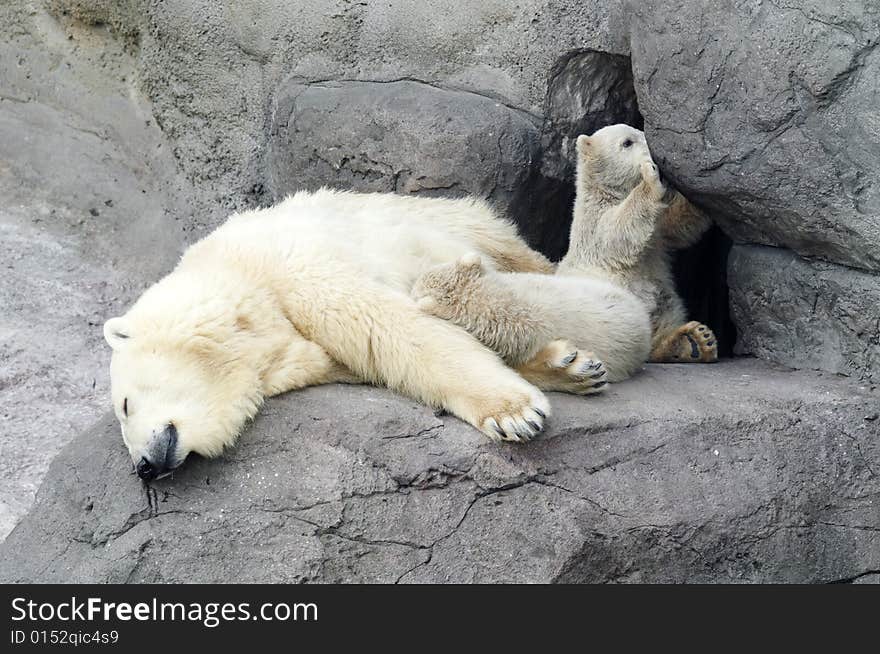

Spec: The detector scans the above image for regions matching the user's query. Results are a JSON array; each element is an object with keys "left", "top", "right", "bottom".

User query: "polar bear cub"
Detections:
[
  {"left": 558, "top": 124, "right": 717, "bottom": 363},
  {"left": 412, "top": 253, "right": 651, "bottom": 389}
]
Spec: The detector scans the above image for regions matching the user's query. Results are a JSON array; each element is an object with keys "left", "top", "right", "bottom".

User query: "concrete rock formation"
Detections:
[
  {"left": 1, "top": 0, "right": 878, "bottom": 581},
  {"left": 628, "top": 0, "right": 880, "bottom": 376},
  {"left": 1, "top": 361, "right": 878, "bottom": 584}
]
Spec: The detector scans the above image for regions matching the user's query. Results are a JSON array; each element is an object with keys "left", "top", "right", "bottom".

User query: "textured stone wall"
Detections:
[
  {"left": 1, "top": 0, "right": 878, "bottom": 574},
  {"left": 23, "top": 0, "right": 878, "bottom": 381}
]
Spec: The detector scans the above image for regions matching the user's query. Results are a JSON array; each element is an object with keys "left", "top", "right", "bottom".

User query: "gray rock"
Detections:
[
  {"left": 629, "top": 0, "right": 880, "bottom": 271},
  {"left": 0, "top": 5, "right": 196, "bottom": 539},
  {"left": 41, "top": 0, "right": 629, "bottom": 216},
  {"left": 268, "top": 51, "right": 645, "bottom": 260},
  {"left": 268, "top": 79, "right": 551, "bottom": 248},
  {"left": 729, "top": 245, "right": 880, "bottom": 384},
  {"left": 2, "top": 359, "right": 877, "bottom": 583}
]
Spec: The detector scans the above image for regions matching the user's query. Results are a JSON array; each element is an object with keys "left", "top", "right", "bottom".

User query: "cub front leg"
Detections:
[
  {"left": 660, "top": 192, "right": 711, "bottom": 250},
  {"left": 593, "top": 159, "right": 669, "bottom": 269},
  {"left": 287, "top": 274, "right": 550, "bottom": 442}
]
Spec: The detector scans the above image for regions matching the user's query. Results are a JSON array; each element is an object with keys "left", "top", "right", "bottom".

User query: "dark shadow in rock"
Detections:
[{"left": 673, "top": 226, "right": 736, "bottom": 357}]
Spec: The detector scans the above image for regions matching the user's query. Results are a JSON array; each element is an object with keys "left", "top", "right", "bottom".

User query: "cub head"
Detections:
[
  {"left": 575, "top": 124, "right": 652, "bottom": 194},
  {"left": 103, "top": 315, "right": 260, "bottom": 481}
]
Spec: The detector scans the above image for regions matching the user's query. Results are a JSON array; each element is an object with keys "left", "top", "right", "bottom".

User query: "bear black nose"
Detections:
[{"left": 136, "top": 457, "right": 157, "bottom": 481}]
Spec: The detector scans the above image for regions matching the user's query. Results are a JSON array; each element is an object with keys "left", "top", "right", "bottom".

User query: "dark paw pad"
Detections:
[{"left": 685, "top": 333, "right": 700, "bottom": 359}]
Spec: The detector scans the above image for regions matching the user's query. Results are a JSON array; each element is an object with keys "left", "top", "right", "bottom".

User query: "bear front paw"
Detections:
[
  {"left": 475, "top": 386, "right": 551, "bottom": 443},
  {"left": 639, "top": 160, "right": 666, "bottom": 200}
]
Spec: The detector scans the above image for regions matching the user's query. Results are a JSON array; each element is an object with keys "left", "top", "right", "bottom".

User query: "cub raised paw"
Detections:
[
  {"left": 517, "top": 339, "right": 610, "bottom": 396},
  {"left": 639, "top": 158, "right": 666, "bottom": 201}
]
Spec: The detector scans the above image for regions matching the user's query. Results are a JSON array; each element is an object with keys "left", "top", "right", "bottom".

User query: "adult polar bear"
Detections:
[{"left": 104, "top": 189, "right": 642, "bottom": 480}]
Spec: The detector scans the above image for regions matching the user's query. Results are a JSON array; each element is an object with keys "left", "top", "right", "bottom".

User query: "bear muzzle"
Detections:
[{"left": 136, "top": 422, "right": 180, "bottom": 481}]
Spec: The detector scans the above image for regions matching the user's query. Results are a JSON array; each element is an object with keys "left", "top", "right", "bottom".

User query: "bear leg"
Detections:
[
  {"left": 262, "top": 334, "right": 361, "bottom": 397},
  {"left": 288, "top": 280, "right": 550, "bottom": 442}
]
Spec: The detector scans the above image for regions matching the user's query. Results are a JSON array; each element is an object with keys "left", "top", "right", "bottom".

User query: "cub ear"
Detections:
[
  {"left": 576, "top": 135, "right": 592, "bottom": 156},
  {"left": 103, "top": 317, "right": 132, "bottom": 350}
]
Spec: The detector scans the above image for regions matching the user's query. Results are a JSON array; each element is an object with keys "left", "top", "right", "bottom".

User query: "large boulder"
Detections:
[
  {"left": 267, "top": 80, "right": 555, "bottom": 251},
  {"left": 628, "top": 0, "right": 880, "bottom": 381},
  {"left": 729, "top": 245, "right": 880, "bottom": 383},
  {"left": 267, "top": 68, "right": 642, "bottom": 259},
  {"left": 2, "top": 360, "right": 877, "bottom": 583},
  {"left": 628, "top": 0, "right": 880, "bottom": 272}
]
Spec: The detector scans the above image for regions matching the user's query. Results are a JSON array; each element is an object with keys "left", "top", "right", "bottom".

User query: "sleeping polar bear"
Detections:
[{"left": 104, "top": 189, "right": 648, "bottom": 480}]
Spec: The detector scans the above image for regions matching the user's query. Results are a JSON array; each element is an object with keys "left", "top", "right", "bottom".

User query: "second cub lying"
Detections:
[{"left": 412, "top": 253, "right": 651, "bottom": 391}]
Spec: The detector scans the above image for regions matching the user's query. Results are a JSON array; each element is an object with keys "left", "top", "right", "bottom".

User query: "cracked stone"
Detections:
[{"left": 2, "top": 359, "right": 878, "bottom": 583}]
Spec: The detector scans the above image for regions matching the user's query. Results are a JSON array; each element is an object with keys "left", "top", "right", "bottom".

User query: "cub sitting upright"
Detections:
[{"left": 557, "top": 124, "right": 717, "bottom": 363}]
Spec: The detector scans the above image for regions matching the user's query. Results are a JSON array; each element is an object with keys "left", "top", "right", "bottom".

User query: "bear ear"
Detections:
[
  {"left": 576, "top": 135, "right": 592, "bottom": 155},
  {"left": 103, "top": 317, "right": 132, "bottom": 350}
]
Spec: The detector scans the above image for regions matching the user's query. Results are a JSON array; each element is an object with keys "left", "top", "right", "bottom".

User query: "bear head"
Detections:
[
  {"left": 103, "top": 281, "right": 262, "bottom": 480},
  {"left": 575, "top": 123, "right": 653, "bottom": 195}
]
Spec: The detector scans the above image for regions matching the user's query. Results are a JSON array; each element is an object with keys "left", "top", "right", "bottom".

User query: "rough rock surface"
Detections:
[
  {"left": 629, "top": 0, "right": 880, "bottom": 272},
  {"left": 2, "top": 0, "right": 879, "bottom": 581},
  {"left": 729, "top": 245, "right": 880, "bottom": 383},
  {"left": 0, "top": 3, "right": 197, "bottom": 538},
  {"left": 1, "top": 360, "right": 878, "bottom": 584},
  {"left": 43, "top": 0, "right": 629, "bottom": 214},
  {"left": 268, "top": 80, "right": 553, "bottom": 251},
  {"left": 267, "top": 55, "right": 645, "bottom": 260},
  {"left": 628, "top": 0, "right": 880, "bottom": 384}
]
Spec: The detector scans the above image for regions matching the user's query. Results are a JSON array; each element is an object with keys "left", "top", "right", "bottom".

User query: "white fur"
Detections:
[
  {"left": 412, "top": 255, "right": 651, "bottom": 382},
  {"left": 105, "top": 189, "right": 558, "bottom": 468}
]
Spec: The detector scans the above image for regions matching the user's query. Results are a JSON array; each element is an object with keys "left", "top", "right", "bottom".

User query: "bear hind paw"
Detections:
[
  {"left": 518, "top": 340, "right": 610, "bottom": 396},
  {"left": 653, "top": 321, "right": 718, "bottom": 363}
]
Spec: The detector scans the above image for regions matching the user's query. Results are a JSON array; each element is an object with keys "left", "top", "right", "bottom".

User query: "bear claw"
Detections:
[{"left": 479, "top": 398, "right": 549, "bottom": 443}]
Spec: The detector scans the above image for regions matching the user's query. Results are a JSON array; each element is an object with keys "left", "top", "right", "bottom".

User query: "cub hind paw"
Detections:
[
  {"left": 558, "top": 351, "right": 609, "bottom": 395},
  {"left": 519, "top": 339, "right": 609, "bottom": 396},
  {"left": 661, "top": 321, "right": 718, "bottom": 363}
]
